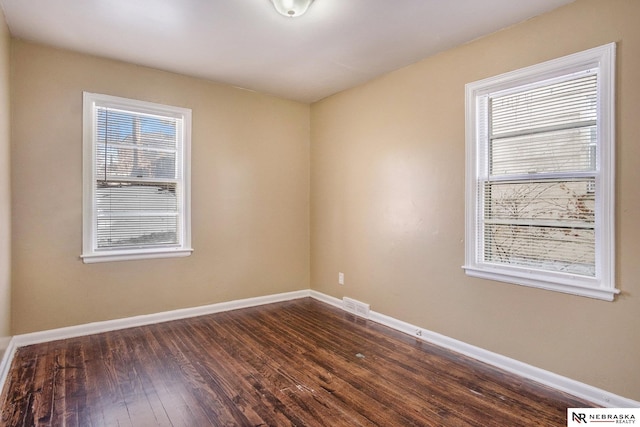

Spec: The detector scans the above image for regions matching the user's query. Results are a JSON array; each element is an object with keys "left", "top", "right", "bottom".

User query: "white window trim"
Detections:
[
  {"left": 463, "top": 43, "right": 618, "bottom": 301},
  {"left": 82, "top": 92, "right": 193, "bottom": 263}
]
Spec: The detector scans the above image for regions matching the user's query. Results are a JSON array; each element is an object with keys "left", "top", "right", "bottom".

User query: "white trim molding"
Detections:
[
  {"left": 366, "top": 310, "right": 638, "bottom": 408},
  {"left": 463, "top": 43, "right": 618, "bottom": 301},
  {"left": 309, "top": 292, "right": 638, "bottom": 408},
  {"left": 1, "top": 289, "right": 637, "bottom": 409},
  {"left": 82, "top": 92, "right": 193, "bottom": 264},
  {"left": 0, "top": 337, "right": 16, "bottom": 399},
  {"left": 11, "top": 290, "right": 310, "bottom": 347},
  {"left": 0, "top": 290, "right": 310, "bottom": 395}
]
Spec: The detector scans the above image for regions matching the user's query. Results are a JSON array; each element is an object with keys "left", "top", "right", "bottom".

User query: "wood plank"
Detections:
[{"left": 0, "top": 298, "right": 596, "bottom": 426}]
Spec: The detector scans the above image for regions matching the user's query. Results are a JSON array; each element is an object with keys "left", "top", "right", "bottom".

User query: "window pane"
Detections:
[
  {"left": 95, "top": 182, "right": 179, "bottom": 249},
  {"left": 95, "top": 144, "right": 176, "bottom": 180},
  {"left": 483, "top": 223, "right": 595, "bottom": 276},
  {"left": 482, "top": 179, "right": 595, "bottom": 276},
  {"left": 484, "top": 179, "right": 595, "bottom": 223},
  {"left": 491, "top": 74, "right": 597, "bottom": 137},
  {"left": 96, "top": 182, "right": 178, "bottom": 212},
  {"left": 96, "top": 107, "right": 177, "bottom": 180},
  {"left": 96, "top": 108, "right": 178, "bottom": 150},
  {"left": 97, "top": 215, "right": 178, "bottom": 249},
  {"left": 490, "top": 126, "right": 596, "bottom": 176}
]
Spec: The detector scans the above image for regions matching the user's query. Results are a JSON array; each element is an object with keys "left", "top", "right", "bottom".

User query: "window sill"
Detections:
[
  {"left": 462, "top": 265, "right": 619, "bottom": 301},
  {"left": 81, "top": 248, "right": 194, "bottom": 264}
]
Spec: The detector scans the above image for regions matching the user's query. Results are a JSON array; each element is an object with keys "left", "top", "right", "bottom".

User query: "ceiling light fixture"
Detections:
[{"left": 269, "top": 0, "right": 315, "bottom": 17}]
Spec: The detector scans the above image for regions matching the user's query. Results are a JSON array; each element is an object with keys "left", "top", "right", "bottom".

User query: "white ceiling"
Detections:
[{"left": 0, "top": 0, "right": 575, "bottom": 103}]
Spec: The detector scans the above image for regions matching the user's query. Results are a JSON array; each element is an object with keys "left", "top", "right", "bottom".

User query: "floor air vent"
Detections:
[{"left": 342, "top": 297, "right": 370, "bottom": 319}]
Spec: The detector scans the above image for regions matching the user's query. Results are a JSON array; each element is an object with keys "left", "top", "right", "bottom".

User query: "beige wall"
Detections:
[
  {"left": 0, "top": 9, "right": 11, "bottom": 348},
  {"left": 11, "top": 41, "right": 310, "bottom": 334},
  {"left": 310, "top": 0, "right": 640, "bottom": 401}
]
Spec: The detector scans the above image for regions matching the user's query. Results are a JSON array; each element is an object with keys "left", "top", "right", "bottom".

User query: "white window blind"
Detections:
[
  {"left": 83, "top": 93, "right": 192, "bottom": 263},
  {"left": 464, "top": 43, "right": 617, "bottom": 300},
  {"left": 482, "top": 73, "right": 597, "bottom": 276}
]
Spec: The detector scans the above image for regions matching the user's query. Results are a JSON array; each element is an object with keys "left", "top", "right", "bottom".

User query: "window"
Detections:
[
  {"left": 464, "top": 43, "right": 617, "bottom": 300},
  {"left": 82, "top": 93, "right": 192, "bottom": 263}
]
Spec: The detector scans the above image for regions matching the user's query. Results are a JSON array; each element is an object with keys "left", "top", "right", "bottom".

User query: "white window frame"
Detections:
[
  {"left": 82, "top": 92, "right": 193, "bottom": 263},
  {"left": 463, "top": 43, "right": 618, "bottom": 301}
]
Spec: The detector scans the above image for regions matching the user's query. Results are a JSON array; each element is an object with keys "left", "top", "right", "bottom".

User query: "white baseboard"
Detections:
[
  {"left": 0, "top": 290, "right": 312, "bottom": 395},
  {"left": 0, "top": 337, "right": 16, "bottom": 398},
  {"left": 309, "top": 292, "right": 639, "bottom": 408},
  {"left": 11, "top": 289, "right": 311, "bottom": 348},
  {"left": 1, "top": 289, "right": 637, "bottom": 409},
  {"left": 309, "top": 289, "right": 342, "bottom": 308},
  {"left": 371, "top": 310, "right": 639, "bottom": 408}
]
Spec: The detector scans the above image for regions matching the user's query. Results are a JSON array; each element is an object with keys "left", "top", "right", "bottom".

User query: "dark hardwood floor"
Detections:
[{"left": 0, "top": 298, "right": 594, "bottom": 426}]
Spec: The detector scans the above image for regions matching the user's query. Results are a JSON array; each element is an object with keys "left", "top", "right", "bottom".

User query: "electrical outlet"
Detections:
[{"left": 338, "top": 272, "right": 344, "bottom": 285}]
